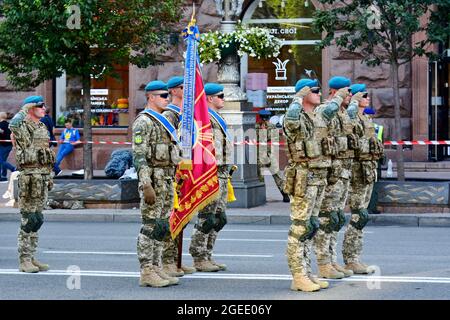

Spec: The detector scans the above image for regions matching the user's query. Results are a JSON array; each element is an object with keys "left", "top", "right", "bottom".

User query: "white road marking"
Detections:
[
  {"left": 0, "top": 269, "right": 449, "bottom": 284},
  {"left": 183, "top": 238, "right": 286, "bottom": 242},
  {"left": 42, "top": 250, "right": 273, "bottom": 258}
]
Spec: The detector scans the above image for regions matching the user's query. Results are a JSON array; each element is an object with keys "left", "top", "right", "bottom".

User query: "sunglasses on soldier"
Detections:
[
  {"left": 156, "top": 93, "right": 169, "bottom": 99},
  {"left": 362, "top": 92, "right": 369, "bottom": 98},
  {"left": 310, "top": 87, "right": 321, "bottom": 94},
  {"left": 214, "top": 93, "right": 225, "bottom": 99},
  {"left": 35, "top": 102, "right": 46, "bottom": 108}
]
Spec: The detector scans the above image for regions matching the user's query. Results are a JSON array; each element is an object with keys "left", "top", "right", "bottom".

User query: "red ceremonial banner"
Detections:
[{"left": 169, "top": 65, "right": 219, "bottom": 239}]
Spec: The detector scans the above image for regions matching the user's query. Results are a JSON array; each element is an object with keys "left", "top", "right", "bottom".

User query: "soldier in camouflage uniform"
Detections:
[
  {"left": 314, "top": 77, "right": 357, "bottom": 279},
  {"left": 161, "top": 76, "right": 196, "bottom": 277},
  {"left": 342, "top": 83, "right": 384, "bottom": 274},
  {"left": 133, "top": 80, "right": 180, "bottom": 287},
  {"left": 10, "top": 96, "right": 55, "bottom": 273},
  {"left": 256, "top": 109, "right": 289, "bottom": 203},
  {"left": 283, "top": 79, "right": 348, "bottom": 292},
  {"left": 189, "top": 83, "right": 233, "bottom": 272}
]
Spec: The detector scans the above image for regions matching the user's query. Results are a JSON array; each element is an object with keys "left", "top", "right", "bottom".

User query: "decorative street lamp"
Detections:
[{"left": 214, "top": 0, "right": 246, "bottom": 101}]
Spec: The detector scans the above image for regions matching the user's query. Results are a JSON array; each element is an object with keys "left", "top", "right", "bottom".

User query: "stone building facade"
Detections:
[{"left": 0, "top": 0, "right": 448, "bottom": 170}]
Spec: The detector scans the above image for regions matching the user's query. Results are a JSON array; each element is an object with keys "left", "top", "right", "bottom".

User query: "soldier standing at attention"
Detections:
[
  {"left": 256, "top": 109, "right": 289, "bottom": 202},
  {"left": 283, "top": 79, "right": 346, "bottom": 292},
  {"left": 10, "top": 96, "right": 55, "bottom": 273},
  {"left": 161, "top": 76, "right": 196, "bottom": 277},
  {"left": 314, "top": 76, "right": 357, "bottom": 280},
  {"left": 342, "top": 83, "right": 384, "bottom": 274},
  {"left": 189, "top": 83, "right": 233, "bottom": 272},
  {"left": 133, "top": 80, "right": 180, "bottom": 287}
]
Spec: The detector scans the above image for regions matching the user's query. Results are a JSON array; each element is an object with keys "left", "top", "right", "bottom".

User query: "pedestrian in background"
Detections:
[
  {"left": 40, "top": 108, "right": 57, "bottom": 148},
  {"left": 0, "top": 111, "right": 16, "bottom": 182}
]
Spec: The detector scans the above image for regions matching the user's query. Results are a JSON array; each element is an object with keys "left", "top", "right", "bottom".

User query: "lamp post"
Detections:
[{"left": 214, "top": 0, "right": 246, "bottom": 101}]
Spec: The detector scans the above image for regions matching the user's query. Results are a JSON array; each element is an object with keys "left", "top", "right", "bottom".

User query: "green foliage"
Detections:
[
  {"left": 312, "top": 0, "right": 450, "bottom": 66},
  {"left": 0, "top": 0, "right": 183, "bottom": 89}
]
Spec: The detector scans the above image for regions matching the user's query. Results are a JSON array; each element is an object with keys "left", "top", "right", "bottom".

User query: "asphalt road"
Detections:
[{"left": 0, "top": 221, "right": 449, "bottom": 300}]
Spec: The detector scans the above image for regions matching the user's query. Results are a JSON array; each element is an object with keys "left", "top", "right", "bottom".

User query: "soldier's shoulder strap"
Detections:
[{"left": 140, "top": 109, "right": 179, "bottom": 144}]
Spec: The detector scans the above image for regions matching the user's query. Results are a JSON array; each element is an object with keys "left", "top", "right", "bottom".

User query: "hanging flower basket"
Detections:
[{"left": 198, "top": 23, "right": 283, "bottom": 64}]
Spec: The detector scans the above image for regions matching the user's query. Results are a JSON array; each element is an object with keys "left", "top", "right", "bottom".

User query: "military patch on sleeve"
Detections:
[{"left": 134, "top": 134, "right": 143, "bottom": 144}]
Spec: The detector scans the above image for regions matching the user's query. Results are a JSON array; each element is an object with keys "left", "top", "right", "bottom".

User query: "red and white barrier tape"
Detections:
[{"left": 1, "top": 139, "right": 450, "bottom": 146}]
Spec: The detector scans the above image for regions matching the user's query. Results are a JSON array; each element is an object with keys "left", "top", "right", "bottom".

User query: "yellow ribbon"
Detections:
[
  {"left": 227, "top": 179, "right": 236, "bottom": 202},
  {"left": 173, "top": 182, "right": 180, "bottom": 209}
]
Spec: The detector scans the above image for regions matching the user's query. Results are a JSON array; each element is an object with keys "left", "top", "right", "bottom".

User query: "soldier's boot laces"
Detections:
[
  {"left": 291, "top": 274, "right": 321, "bottom": 292},
  {"left": 309, "top": 274, "right": 329, "bottom": 289},
  {"left": 209, "top": 259, "right": 227, "bottom": 271},
  {"left": 180, "top": 264, "right": 196, "bottom": 274},
  {"left": 139, "top": 267, "right": 170, "bottom": 288},
  {"left": 32, "top": 258, "right": 49, "bottom": 271},
  {"left": 155, "top": 267, "right": 179, "bottom": 285},
  {"left": 163, "top": 263, "right": 184, "bottom": 277},
  {"left": 318, "top": 264, "right": 345, "bottom": 279},
  {"left": 345, "top": 262, "right": 373, "bottom": 274},
  {"left": 194, "top": 260, "right": 220, "bottom": 272},
  {"left": 332, "top": 263, "right": 353, "bottom": 277},
  {"left": 19, "top": 258, "right": 39, "bottom": 273}
]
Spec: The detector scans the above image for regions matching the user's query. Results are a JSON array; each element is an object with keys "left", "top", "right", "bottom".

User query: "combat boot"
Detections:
[
  {"left": 19, "top": 258, "right": 39, "bottom": 273},
  {"left": 139, "top": 266, "right": 170, "bottom": 288},
  {"left": 209, "top": 259, "right": 227, "bottom": 271},
  {"left": 155, "top": 267, "right": 179, "bottom": 285},
  {"left": 163, "top": 264, "right": 184, "bottom": 277},
  {"left": 318, "top": 264, "right": 345, "bottom": 279},
  {"left": 180, "top": 264, "right": 196, "bottom": 274},
  {"left": 345, "top": 262, "right": 372, "bottom": 274},
  {"left": 194, "top": 260, "right": 220, "bottom": 272},
  {"left": 32, "top": 258, "right": 49, "bottom": 271},
  {"left": 332, "top": 263, "right": 353, "bottom": 277},
  {"left": 290, "top": 274, "right": 321, "bottom": 292},
  {"left": 309, "top": 274, "right": 329, "bottom": 289}
]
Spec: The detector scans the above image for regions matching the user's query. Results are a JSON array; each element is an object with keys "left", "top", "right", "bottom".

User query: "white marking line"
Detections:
[
  {"left": 42, "top": 250, "right": 273, "bottom": 258},
  {"left": 183, "top": 238, "right": 286, "bottom": 242},
  {"left": 0, "top": 269, "right": 449, "bottom": 284}
]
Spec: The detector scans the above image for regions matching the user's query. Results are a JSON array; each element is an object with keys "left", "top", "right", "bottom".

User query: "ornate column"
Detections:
[{"left": 215, "top": 0, "right": 266, "bottom": 208}]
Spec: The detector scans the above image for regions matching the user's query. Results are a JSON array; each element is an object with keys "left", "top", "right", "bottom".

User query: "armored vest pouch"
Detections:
[
  {"left": 283, "top": 164, "right": 296, "bottom": 195},
  {"left": 288, "top": 140, "right": 306, "bottom": 163},
  {"left": 321, "top": 137, "right": 337, "bottom": 156},
  {"left": 153, "top": 143, "right": 170, "bottom": 166},
  {"left": 17, "top": 148, "right": 39, "bottom": 165},
  {"left": 170, "top": 145, "right": 181, "bottom": 166},
  {"left": 359, "top": 138, "right": 371, "bottom": 155},
  {"left": 347, "top": 134, "right": 360, "bottom": 150},
  {"left": 335, "top": 136, "right": 348, "bottom": 153},
  {"left": 369, "top": 137, "right": 382, "bottom": 158},
  {"left": 305, "top": 140, "right": 322, "bottom": 158},
  {"left": 362, "top": 161, "right": 375, "bottom": 184}
]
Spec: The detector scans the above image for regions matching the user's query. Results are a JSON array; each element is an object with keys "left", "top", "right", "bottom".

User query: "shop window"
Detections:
[
  {"left": 243, "top": 0, "right": 322, "bottom": 121},
  {"left": 55, "top": 63, "right": 129, "bottom": 128}
]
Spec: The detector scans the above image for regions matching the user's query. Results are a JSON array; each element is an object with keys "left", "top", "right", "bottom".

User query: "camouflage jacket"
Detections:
[
  {"left": 353, "top": 113, "right": 385, "bottom": 161},
  {"left": 9, "top": 111, "right": 55, "bottom": 174},
  {"left": 210, "top": 111, "right": 232, "bottom": 168},
  {"left": 132, "top": 111, "right": 181, "bottom": 183}
]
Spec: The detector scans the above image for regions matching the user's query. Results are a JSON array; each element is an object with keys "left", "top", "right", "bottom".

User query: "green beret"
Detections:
[
  {"left": 167, "top": 76, "right": 184, "bottom": 89},
  {"left": 329, "top": 76, "right": 351, "bottom": 89},
  {"left": 204, "top": 83, "right": 224, "bottom": 96},
  {"left": 145, "top": 80, "right": 168, "bottom": 92}
]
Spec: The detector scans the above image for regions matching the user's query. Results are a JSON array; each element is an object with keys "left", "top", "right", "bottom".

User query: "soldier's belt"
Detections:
[{"left": 19, "top": 164, "right": 42, "bottom": 169}]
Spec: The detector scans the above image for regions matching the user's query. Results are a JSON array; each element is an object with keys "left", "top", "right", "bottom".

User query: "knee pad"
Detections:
[
  {"left": 350, "top": 209, "right": 369, "bottom": 230},
  {"left": 307, "top": 216, "right": 320, "bottom": 240},
  {"left": 140, "top": 218, "right": 170, "bottom": 241},
  {"left": 334, "top": 209, "right": 346, "bottom": 231},
  {"left": 195, "top": 213, "right": 215, "bottom": 234},
  {"left": 213, "top": 211, "right": 227, "bottom": 232},
  {"left": 319, "top": 211, "right": 339, "bottom": 233},
  {"left": 32, "top": 213, "right": 44, "bottom": 232},
  {"left": 289, "top": 217, "right": 320, "bottom": 242},
  {"left": 20, "top": 212, "right": 41, "bottom": 233}
]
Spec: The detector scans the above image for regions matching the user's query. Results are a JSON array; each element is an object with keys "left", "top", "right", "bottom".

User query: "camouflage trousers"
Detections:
[
  {"left": 314, "top": 177, "right": 351, "bottom": 265},
  {"left": 258, "top": 158, "right": 285, "bottom": 196},
  {"left": 162, "top": 235, "right": 180, "bottom": 266},
  {"left": 189, "top": 175, "right": 228, "bottom": 262},
  {"left": 18, "top": 172, "right": 50, "bottom": 261},
  {"left": 137, "top": 167, "right": 174, "bottom": 270},
  {"left": 286, "top": 166, "right": 327, "bottom": 276},
  {"left": 342, "top": 161, "right": 376, "bottom": 264}
]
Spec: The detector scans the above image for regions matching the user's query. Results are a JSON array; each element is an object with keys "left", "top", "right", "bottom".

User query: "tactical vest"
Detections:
[
  {"left": 333, "top": 110, "right": 357, "bottom": 159},
  {"left": 138, "top": 113, "right": 180, "bottom": 168},
  {"left": 211, "top": 115, "right": 232, "bottom": 167},
  {"left": 355, "top": 114, "right": 383, "bottom": 161},
  {"left": 15, "top": 121, "right": 55, "bottom": 170},
  {"left": 286, "top": 111, "right": 333, "bottom": 169}
]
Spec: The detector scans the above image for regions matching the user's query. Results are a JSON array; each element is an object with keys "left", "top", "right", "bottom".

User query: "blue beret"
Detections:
[
  {"left": 204, "top": 83, "right": 224, "bottom": 96},
  {"left": 145, "top": 80, "right": 168, "bottom": 92},
  {"left": 329, "top": 76, "right": 351, "bottom": 89},
  {"left": 23, "top": 95, "right": 44, "bottom": 106},
  {"left": 259, "top": 109, "right": 271, "bottom": 117},
  {"left": 167, "top": 76, "right": 184, "bottom": 89},
  {"left": 350, "top": 83, "right": 367, "bottom": 95},
  {"left": 363, "top": 107, "right": 375, "bottom": 115},
  {"left": 295, "top": 79, "right": 319, "bottom": 93}
]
